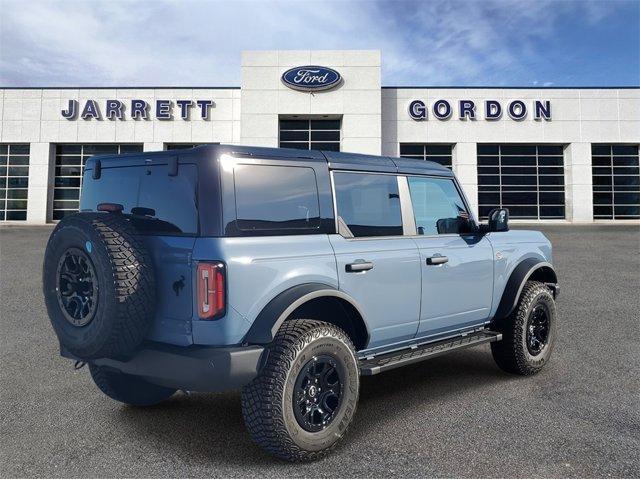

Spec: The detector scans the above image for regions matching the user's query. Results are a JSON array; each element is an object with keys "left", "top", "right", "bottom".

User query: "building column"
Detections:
[
  {"left": 565, "top": 142, "right": 593, "bottom": 223},
  {"left": 26, "top": 143, "right": 55, "bottom": 224},
  {"left": 143, "top": 142, "right": 165, "bottom": 152},
  {"left": 453, "top": 142, "right": 479, "bottom": 219}
]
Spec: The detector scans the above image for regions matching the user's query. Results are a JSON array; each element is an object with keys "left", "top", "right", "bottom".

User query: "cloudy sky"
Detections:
[{"left": 1, "top": 0, "right": 638, "bottom": 87}]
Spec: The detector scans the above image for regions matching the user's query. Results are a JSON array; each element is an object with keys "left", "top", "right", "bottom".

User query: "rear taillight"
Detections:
[{"left": 197, "top": 262, "right": 226, "bottom": 320}]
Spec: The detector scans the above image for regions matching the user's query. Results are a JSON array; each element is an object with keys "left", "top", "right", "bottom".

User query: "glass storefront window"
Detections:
[
  {"left": 165, "top": 143, "right": 217, "bottom": 150},
  {"left": 477, "top": 144, "right": 566, "bottom": 220},
  {"left": 592, "top": 144, "right": 640, "bottom": 219},
  {"left": 279, "top": 119, "right": 341, "bottom": 151},
  {"left": 0, "top": 144, "right": 30, "bottom": 221},
  {"left": 400, "top": 144, "right": 453, "bottom": 169}
]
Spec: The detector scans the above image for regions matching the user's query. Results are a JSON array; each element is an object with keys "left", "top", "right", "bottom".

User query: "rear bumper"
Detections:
[{"left": 70, "top": 343, "right": 266, "bottom": 393}]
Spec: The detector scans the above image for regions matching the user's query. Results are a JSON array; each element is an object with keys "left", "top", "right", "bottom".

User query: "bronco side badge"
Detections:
[{"left": 172, "top": 275, "right": 185, "bottom": 296}]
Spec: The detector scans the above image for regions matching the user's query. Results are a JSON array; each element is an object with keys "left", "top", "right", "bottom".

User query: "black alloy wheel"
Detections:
[
  {"left": 526, "top": 304, "right": 550, "bottom": 356},
  {"left": 56, "top": 247, "right": 98, "bottom": 327},
  {"left": 293, "top": 355, "right": 344, "bottom": 432}
]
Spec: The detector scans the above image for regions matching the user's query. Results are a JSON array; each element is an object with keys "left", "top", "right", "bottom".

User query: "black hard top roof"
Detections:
[
  {"left": 85, "top": 144, "right": 453, "bottom": 177},
  {"left": 213, "top": 144, "right": 453, "bottom": 177}
]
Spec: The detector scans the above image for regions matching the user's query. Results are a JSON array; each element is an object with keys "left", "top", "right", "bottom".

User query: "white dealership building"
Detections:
[{"left": 0, "top": 50, "right": 638, "bottom": 224}]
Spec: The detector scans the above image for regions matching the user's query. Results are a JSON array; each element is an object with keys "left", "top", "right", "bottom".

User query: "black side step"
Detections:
[{"left": 359, "top": 330, "right": 502, "bottom": 376}]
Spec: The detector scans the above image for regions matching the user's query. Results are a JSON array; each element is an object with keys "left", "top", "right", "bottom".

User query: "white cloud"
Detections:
[{"left": 0, "top": 0, "right": 629, "bottom": 87}]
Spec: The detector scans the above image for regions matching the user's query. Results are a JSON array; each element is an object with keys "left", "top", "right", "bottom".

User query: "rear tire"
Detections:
[
  {"left": 241, "top": 319, "right": 359, "bottom": 462},
  {"left": 89, "top": 364, "right": 176, "bottom": 407},
  {"left": 491, "top": 281, "right": 557, "bottom": 375}
]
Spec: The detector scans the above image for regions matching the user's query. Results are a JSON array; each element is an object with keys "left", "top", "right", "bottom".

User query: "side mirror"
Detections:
[{"left": 488, "top": 208, "right": 509, "bottom": 232}]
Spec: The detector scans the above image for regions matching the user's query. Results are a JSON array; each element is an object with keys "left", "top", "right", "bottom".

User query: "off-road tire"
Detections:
[
  {"left": 241, "top": 319, "right": 359, "bottom": 462},
  {"left": 43, "top": 213, "right": 156, "bottom": 359},
  {"left": 491, "top": 281, "right": 556, "bottom": 375},
  {"left": 89, "top": 364, "right": 175, "bottom": 407}
]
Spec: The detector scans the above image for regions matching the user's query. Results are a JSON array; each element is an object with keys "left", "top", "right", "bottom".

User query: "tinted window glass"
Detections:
[
  {"left": 234, "top": 164, "right": 321, "bottom": 231},
  {"left": 80, "top": 163, "right": 199, "bottom": 235},
  {"left": 408, "top": 177, "right": 468, "bottom": 235},
  {"left": 166, "top": 143, "right": 216, "bottom": 150},
  {"left": 591, "top": 144, "right": 639, "bottom": 219},
  {"left": 0, "top": 144, "right": 30, "bottom": 222},
  {"left": 333, "top": 172, "right": 402, "bottom": 237},
  {"left": 279, "top": 119, "right": 340, "bottom": 151},
  {"left": 477, "top": 144, "right": 566, "bottom": 220},
  {"left": 399, "top": 144, "right": 453, "bottom": 168},
  {"left": 136, "top": 164, "right": 199, "bottom": 234},
  {"left": 311, "top": 119, "right": 340, "bottom": 130}
]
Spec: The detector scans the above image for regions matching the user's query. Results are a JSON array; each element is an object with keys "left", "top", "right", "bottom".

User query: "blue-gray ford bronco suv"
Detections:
[{"left": 43, "top": 144, "right": 558, "bottom": 461}]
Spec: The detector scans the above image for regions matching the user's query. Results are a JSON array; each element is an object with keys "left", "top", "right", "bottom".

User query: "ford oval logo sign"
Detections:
[{"left": 281, "top": 66, "right": 342, "bottom": 92}]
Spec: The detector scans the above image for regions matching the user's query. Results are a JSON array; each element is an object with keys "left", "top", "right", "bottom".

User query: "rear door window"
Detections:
[
  {"left": 233, "top": 164, "right": 321, "bottom": 232},
  {"left": 407, "top": 176, "right": 469, "bottom": 235},
  {"left": 333, "top": 172, "right": 403, "bottom": 237}
]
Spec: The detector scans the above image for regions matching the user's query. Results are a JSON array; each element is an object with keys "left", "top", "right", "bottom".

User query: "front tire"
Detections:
[
  {"left": 491, "top": 281, "right": 557, "bottom": 375},
  {"left": 89, "top": 364, "right": 176, "bottom": 407},
  {"left": 241, "top": 319, "right": 359, "bottom": 462}
]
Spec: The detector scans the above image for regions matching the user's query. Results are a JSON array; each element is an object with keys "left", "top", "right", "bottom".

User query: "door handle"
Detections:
[
  {"left": 426, "top": 256, "right": 449, "bottom": 265},
  {"left": 346, "top": 261, "right": 374, "bottom": 273}
]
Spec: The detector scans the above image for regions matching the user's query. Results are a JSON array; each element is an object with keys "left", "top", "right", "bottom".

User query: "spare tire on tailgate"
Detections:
[{"left": 43, "top": 213, "right": 156, "bottom": 360}]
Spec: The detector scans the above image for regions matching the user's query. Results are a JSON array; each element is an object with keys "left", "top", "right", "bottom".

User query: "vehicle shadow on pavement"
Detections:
[
  {"left": 110, "top": 346, "right": 510, "bottom": 466},
  {"left": 350, "top": 347, "right": 508, "bottom": 440},
  {"left": 113, "top": 391, "right": 268, "bottom": 466}
]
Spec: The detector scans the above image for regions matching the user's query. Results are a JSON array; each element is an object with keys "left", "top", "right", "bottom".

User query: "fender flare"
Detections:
[
  {"left": 493, "top": 258, "right": 558, "bottom": 321},
  {"left": 243, "top": 283, "right": 368, "bottom": 344}
]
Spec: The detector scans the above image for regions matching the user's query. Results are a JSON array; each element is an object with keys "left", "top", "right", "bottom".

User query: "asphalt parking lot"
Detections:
[{"left": 1, "top": 224, "right": 639, "bottom": 478}]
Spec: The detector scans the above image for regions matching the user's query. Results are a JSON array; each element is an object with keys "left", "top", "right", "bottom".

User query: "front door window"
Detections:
[{"left": 407, "top": 177, "right": 468, "bottom": 235}]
